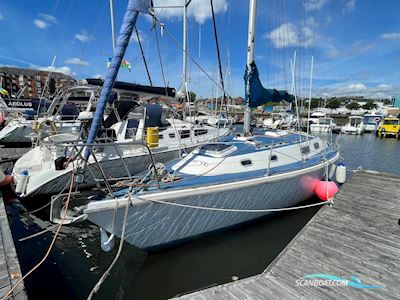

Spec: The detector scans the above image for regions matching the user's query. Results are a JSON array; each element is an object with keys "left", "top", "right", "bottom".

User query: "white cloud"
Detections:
[
  {"left": 74, "top": 30, "right": 93, "bottom": 42},
  {"left": 326, "top": 48, "right": 340, "bottom": 59},
  {"left": 304, "top": 0, "right": 329, "bottom": 11},
  {"left": 265, "top": 23, "right": 315, "bottom": 48},
  {"left": 91, "top": 74, "right": 105, "bottom": 79},
  {"left": 315, "top": 83, "right": 398, "bottom": 98},
  {"left": 0, "top": 12, "right": 4, "bottom": 21},
  {"left": 380, "top": 32, "right": 400, "bottom": 41},
  {"left": 65, "top": 57, "right": 90, "bottom": 66},
  {"left": 39, "top": 13, "right": 57, "bottom": 24},
  {"left": 39, "top": 65, "right": 75, "bottom": 77},
  {"left": 33, "top": 19, "right": 48, "bottom": 29},
  {"left": 325, "top": 41, "right": 373, "bottom": 59},
  {"left": 33, "top": 13, "right": 57, "bottom": 29},
  {"left": 152, "top": 0, "right": 228, "bottom": 24},
  {"left": 345, "top": 0, "right": 356, "bottom": 12},
  {"left": 344, "top": 83, "right": 367, "bottom": 91},
  {"left": 131, "top": 29, "right": 146, "bottom": 43}
]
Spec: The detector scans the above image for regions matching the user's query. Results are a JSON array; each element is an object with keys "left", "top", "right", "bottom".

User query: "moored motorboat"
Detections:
[
  {"left": 341, "top": 116, "right": 365, "bottom": 135},
  {"left": 363, "top": 114, "right": 383, "bottom": 133},
  {"left": 310, "top": 117, "right": 338, "bottom": 133}
]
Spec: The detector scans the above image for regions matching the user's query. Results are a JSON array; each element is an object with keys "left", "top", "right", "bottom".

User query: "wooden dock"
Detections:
[
  {"left": 175, "top": 170, "right": 400, "bottom": 299},
  {"left": 0, "top": 192, "right": 27, "bottom": 300},
  {"left": 0, "top": 148, "right": 30, "bottom": 164}
]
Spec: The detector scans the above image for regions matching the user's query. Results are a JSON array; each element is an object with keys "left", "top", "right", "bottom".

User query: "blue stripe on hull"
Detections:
[{"left": 87, "top": 167, "right": 327, "bottom": 249}]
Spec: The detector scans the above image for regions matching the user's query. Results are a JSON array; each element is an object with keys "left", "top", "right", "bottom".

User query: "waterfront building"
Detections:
[{"left": 0, "top": 66, "right": 76, "bottom": 99}]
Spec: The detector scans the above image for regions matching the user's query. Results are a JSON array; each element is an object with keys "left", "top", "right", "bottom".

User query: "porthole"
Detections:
[{"left": 241, "top": 159, "right": 252, "bottom": 166}]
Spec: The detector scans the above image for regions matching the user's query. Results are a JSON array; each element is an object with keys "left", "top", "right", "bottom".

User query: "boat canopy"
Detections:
[
  {"left": 86, "top": 78, "right": 176, "bottom": 98},
  {"left": 103, "top": 100, "right": 141, "bottom": 128},
  {"left": 244, "top": 61, "right": 294, "bottom": 108}
]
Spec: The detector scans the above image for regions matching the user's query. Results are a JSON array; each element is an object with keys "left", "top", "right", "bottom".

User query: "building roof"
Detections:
[{"left": 0, "top": 66, "right": 75, "bottom": 81}]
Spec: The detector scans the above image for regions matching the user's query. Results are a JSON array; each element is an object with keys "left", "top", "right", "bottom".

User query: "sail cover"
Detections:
[
  {"left": 84, "top": 0, "right": 152, "bottom": 160},
  {"left": 244, "top": 61, "right": 294, "bottom": 108},
  {"left": 86, "top": 78, "right": 176, "bottom": 98}
]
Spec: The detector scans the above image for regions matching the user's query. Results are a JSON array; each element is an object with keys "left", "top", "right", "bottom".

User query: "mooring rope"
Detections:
[
  {"left": 1, "top": 173, "right": 75, "bottom": 300},
  {"left": 86, "top": 189, "right": 131, "bottom": 300}
]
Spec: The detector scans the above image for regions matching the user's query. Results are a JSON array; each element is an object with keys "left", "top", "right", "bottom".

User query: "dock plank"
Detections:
[
  {"left": 175, "top": 171, "right": 400, "bottom": 299},
  {"left": 0, "top": 192, "right": 27, "bottom": 300}
]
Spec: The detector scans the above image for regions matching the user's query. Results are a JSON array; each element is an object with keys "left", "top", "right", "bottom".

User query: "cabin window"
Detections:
[
  {"left": 196, "top": 143, "right": 237, "bottom": 157},
  {"left": 169, "top": 133, "right": 176, "bottom": 138},
  {"left": 300, "top": 146, "right": 310, "bottom": 155},
  {"left": 194, "top": 129, "right": 208, "bottom": 136},
  {"left": 241, "top": 159, "right": 252, "bottom": 166},
  {"left": 271, "top": 154, "right": 277, "bottom": 161},
  {"left": 158, "top": 134, "right": 163, "bottom": 140},
  {"left": 179, "top": 130, "right": 191, "bottom": 139},
  {"left": 200, "top": 143, "right": 231, "bottom": 152},
  {"left": 314, "top": 143, "right": 320, "bottom": 150}
]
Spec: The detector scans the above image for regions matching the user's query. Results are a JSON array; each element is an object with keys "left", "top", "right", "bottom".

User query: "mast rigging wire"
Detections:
[
  {"left": 135, "top": 26, "right": 153, "bottom": 86},
  {"left": 210, "top": 0, "right": 226, "bottom": 103},
  {"left": 151, "top": 18, "right": 234, "bottom": 102}
]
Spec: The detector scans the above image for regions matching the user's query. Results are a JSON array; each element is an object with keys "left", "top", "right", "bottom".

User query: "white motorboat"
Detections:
[
  {"left": 341, "top": 116, "right": 365, "bottom": 135},
  {"left": 262, "top": 112, "right": 297, "bottom": 129},
  {"left": 186, "top": 111, "right": 234, "bottom": 127},
  {"left": 207, "top": 112, "right": 235, "bottom": 126},
  {"left": 363, "top": 114, "right": 383, "bottom": 133},
  {"left": 310, "top": 117, "right": 338, "bottom": 133}
]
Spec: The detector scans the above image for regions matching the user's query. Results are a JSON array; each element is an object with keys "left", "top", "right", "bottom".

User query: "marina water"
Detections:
[{"left": 4, "top": 132, "right": 400, "bottom": 300}]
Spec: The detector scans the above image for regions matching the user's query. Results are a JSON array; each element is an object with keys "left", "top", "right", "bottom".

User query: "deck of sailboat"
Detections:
[{"left": 108, "top": 132, "right": 336, "bottom": 196}]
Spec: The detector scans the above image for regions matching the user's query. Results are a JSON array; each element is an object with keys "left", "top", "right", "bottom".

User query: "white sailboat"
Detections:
[
  {"left": 50, "top": 0, "right": 340, "bottom": 250},
  {"left": 12, "top": 88, "right": 230, "bottom": 198},
  {"left": 0, "top": 86, "right": 91, "bottom": 144}
]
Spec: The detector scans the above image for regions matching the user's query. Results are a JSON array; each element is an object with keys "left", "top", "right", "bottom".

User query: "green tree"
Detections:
[
  {"left": 362, "top": 100, "right": 377, "bottom": 110},
  {"left": 188, "top": 91, "right": 196, "bottom": 102},
  {"left": 326, "top": 99, "right": 341, "bottom": 109},
  {"left": 304, "top": 99, "right": 320, "bottom": 109},
  {"left": 346, "top": 101, "right": 360, "bottom": 110}
]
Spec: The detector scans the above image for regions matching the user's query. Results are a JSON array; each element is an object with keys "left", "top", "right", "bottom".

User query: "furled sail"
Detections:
[
  {"left": 84, "top": 0, "right": 152, "bottom": 160},
  {"left": 244, "top": 61, "right": 294, "bottom": 108}
]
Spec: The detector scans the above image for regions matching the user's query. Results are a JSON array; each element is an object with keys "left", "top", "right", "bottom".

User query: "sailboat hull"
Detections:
[{"left": 84, "top": 156, "right": 338, "bottom": 250}]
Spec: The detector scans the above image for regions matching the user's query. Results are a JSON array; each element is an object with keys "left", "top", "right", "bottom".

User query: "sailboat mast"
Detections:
[
  {"left": 182, "top": 0, "right": 188, "bottom": 119},
  {"left": 244, "top": 0, "right": 257, "bottom": 135},
  {"left": 109, "top": 0, "right": 116, "bottom": 51}
]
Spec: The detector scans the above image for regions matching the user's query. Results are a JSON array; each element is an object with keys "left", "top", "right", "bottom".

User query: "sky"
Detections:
[{"left": 1, "top": 0, "right": 400, "bottom": 99}]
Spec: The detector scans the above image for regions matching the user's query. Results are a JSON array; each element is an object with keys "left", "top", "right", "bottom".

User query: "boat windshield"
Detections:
[
  {"left": 383, "top": 119, "right": 399, "bottom": 125},
  {"left": 350, "top": 118, "right": 362, "bottom": 126},
  {"left": 319, "top": 118, "right": 331, "bottom": 125}
]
